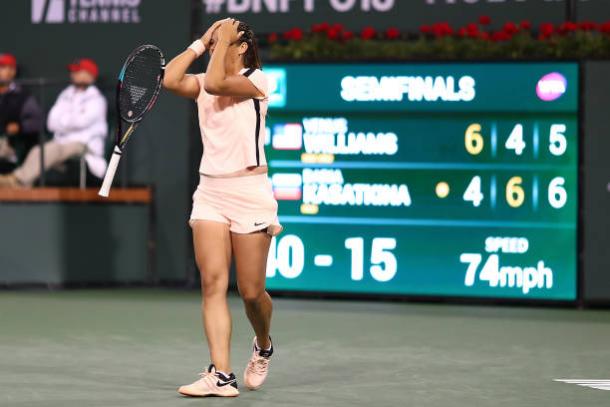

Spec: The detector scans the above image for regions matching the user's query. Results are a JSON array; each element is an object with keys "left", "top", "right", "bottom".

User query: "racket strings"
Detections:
[{"left": 119, "top": 47, "right": 163, "bottom": 122}]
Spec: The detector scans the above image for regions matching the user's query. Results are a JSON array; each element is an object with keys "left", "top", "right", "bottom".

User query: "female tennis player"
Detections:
[{"left": 163, "top": 18, "right": 282, "bottom": 397}]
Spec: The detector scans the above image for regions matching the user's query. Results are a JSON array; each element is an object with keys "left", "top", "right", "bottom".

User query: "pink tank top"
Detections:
[{"left": 195, "top": 68, "right": 268, "bottom": 175}]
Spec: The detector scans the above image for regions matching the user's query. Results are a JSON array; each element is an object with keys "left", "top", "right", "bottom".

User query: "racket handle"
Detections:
[{"left": 98, "top": 146, "right": 123, "bottom": 197}]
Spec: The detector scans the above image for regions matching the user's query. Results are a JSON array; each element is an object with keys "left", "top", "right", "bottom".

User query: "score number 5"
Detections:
[
  {"left": 346, "top": 237, "right": 398, "bottom": 282},
  {"left": 549, "top": 124, "right": 567, "bottom": 156}
]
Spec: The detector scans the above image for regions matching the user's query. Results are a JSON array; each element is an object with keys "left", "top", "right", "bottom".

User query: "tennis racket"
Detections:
[{"left": 98, "top": 44, "right": 165, "bottom": 197}]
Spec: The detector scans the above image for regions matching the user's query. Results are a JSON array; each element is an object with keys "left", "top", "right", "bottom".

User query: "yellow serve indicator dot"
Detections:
[
  {"left": 300, "top": 203, "right": 319, "bottom": 215},
  {"left": 301, "top": 153, "right": 335, "bottom": 164},
  {"left": 436, "top": 181, "right": 450, "bottom": 199}
]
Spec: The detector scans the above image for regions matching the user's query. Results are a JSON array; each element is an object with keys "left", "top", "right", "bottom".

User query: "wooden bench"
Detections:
[{"left": 0, "top": 187, "right": 151, "bottom": 203}]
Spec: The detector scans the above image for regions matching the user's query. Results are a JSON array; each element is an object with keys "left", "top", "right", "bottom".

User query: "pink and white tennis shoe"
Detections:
[{"left": 243, "top": 336, "right": 274, "bottom": 390}]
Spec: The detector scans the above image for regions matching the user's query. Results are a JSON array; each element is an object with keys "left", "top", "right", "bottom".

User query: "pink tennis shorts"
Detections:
[{"left": 189, "top": 173, "right": 283, "bottom": 236}]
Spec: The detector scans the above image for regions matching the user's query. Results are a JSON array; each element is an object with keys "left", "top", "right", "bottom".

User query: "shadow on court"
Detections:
[{"left": 0, "top": 289, "right": 609, "bottom": 407}]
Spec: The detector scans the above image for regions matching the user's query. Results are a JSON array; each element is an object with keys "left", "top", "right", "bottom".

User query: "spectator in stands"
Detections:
[
  {"left": 0, "top": 58, "right": 108, "bottom": 187},
  {"left": 0, "top": 53, "right": 43, "bottom": 170}
]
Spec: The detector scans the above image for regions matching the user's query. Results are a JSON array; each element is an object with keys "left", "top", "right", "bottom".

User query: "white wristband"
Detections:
[{"left": 188, "top": 39, "right": 206, "bottom": 57}]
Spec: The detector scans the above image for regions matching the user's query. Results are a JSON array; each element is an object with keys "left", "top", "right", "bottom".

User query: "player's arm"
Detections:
[
  {"left": 204, "top": 19, "right": 264, "bottom": 99},
  {"left": 163, "top": 19, "right": 227, "bottom": 99},
  {"left": 163, "top": 51, "right": 200, "bottom": 100}
]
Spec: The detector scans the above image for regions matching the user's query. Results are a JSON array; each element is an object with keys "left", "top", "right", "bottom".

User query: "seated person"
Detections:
[
  {"left": 0, "top": 53, "right": 43, "bottom": 169},
  {"left": 0, "top": 58, "right": 108, "bottom": 187}
]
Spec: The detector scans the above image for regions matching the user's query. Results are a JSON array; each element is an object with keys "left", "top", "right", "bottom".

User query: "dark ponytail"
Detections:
[{"left": 237, "top": 22, "right": 261, "bottom": 69}]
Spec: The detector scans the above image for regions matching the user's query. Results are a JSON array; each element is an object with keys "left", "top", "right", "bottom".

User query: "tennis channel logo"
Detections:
[
  {"left": 264, "top": 68, "right": 287, "bottom": 108},
  {"left": 32, "top": 0, "right": 141, "bottom": 24}
]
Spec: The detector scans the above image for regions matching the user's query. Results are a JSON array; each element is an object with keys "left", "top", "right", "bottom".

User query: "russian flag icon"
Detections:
[{"left": 271, "top": 173, "right": 303, "bottom": 201}]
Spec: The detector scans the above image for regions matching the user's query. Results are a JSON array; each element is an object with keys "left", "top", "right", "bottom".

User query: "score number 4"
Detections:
[{"left": 465, "top": 123, "right": 568, "bottom": 156}]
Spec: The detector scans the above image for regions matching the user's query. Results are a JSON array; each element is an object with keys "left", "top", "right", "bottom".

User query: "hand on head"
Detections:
[
  {"left": 217, "top": 18, "right": 244, "bottom": 45},
  {"left": 201, "top": 18, "right": 229, "bottom": 49}
]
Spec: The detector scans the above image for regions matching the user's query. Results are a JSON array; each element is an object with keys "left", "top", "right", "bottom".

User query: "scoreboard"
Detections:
[{"left": 262, "top": 63, "right": 578, "bottom": 301}]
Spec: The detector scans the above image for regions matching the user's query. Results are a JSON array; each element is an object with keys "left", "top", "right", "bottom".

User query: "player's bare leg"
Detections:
[
  {"left": 232, "top": 230, "right": 274, "bottom": 390},
  {"left": 178, "top": 220, "right": 238, "bottom": 397},
  {"left": 193, "top": 220, "right": 233, "bottom": 372}
]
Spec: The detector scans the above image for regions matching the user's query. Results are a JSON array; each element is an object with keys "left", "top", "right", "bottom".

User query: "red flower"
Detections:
[
  {"left": 491, "top": 31, "right": 511, "bottom": 42},
  {"left": 332, "top": 23, "right": 345, "bottom": 32},
  {"left": 283, "top": 27, "right": 303, "bottom": 41},
  {"left": 600, "top": 21, "right": 610, "bottom": 34},
  {"left": 578, "top": 21, "right": 597, "bottom": 31},
  {"left": 361, "top": 26, "right": 377, "bottom": 40},
  {"left": 292, "top": 28, "right": 303, "bottom": 41},
  {"left": 503, "top": 21, "right": 519, "bottom": 35},
  {"left": 385, "top": 27, "right": 401, "bottom": 40},
  {"left": 267, "top": 32, "right": 278, "bottom": 43},
  {"left": 457, "top": 27, "right": 468, "bottom": 38},
  {"left": 342, "top": 30, "right": 354, "bottom": 41},
  {"left": 559, "top": 21, "right": 578, "bottom": 33},
  {"left": 520, "top": 20, "right": 532, "bottom": 30},
  {"left": 466, "top": 23, "right": 479, "bottom": 35},
  {"left": 539, "top": 22, "right": 555, "bottom": 37},
  {"left": 419, "top": 25, "right": 432, "bottom": 35},
  {"left": 311, "top": 22, "right": 329, "bottom": 33},
  {"left": 432, "top": 22, "right": 453, "bottom": 38},
  {"left": 479, "top": 15, "right": 491, "bottom": 26},
  {"left": 326, "top": 26, "right": 341, "bottom": 40},
  {"left": 479, "top": 32, "right": 490, "bottom": 41}
]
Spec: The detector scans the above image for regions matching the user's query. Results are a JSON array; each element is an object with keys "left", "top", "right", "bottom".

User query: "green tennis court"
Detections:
[{"left": 1, "top": 289, "right": 608, "bottom": 407}]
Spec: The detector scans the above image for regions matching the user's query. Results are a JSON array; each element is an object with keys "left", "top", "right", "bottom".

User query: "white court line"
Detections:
[{"left": 554, "top": 379, "right": 610, "bottom": 391}]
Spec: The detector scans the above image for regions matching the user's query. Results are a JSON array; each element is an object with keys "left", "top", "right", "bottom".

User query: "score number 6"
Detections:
[{"left": 465, "top": 123, "right": 484, "bottom": 155}]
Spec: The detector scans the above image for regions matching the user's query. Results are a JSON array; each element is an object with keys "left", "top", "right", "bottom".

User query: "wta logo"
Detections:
[
  {"left": 536, "top": 72, "right": 567, "bottom": 102},
  {"left": 32, "top": 0, "right": 141, "bottom": 24}
]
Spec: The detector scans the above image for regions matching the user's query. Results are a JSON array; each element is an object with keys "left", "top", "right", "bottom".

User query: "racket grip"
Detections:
[{"left": 98, "top": 146, "right": 123, "bottom": 197}]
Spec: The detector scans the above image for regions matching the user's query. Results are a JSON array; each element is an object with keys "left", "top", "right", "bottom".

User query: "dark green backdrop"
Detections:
[
  {"left": 1, "top": 0, "right": 195, "bottom": 283},
  {"left": 194, "top": 0, "right": 610, "bottom": 34}
]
